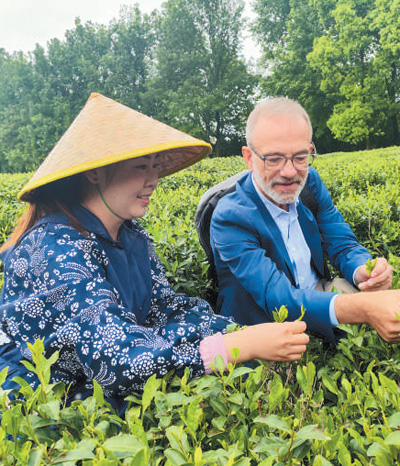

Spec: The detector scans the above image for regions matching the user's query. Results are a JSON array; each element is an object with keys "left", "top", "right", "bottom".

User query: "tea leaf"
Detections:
[
  {"left": 254, "top": 414, "right": 291, "bottom": 432},
  {"left": 103, "top": 435, "right": 145, "bottom": 452},
  {"left": 295, "top": 424, "right": 330, "bottom": 441},
  {"left": 384, "top": 431, "right": 400, "bottom": 446},
  {"left": 365, "top": 257, "right": 378, "bottom": 275},
  {"left": 272, "top": 305, "right": 289, "bottom": 323}
]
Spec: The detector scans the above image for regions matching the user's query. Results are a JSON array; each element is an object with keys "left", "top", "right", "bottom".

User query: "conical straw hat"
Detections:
[{"left": 19, "top": 92, "right": 212, "bottom": 200}]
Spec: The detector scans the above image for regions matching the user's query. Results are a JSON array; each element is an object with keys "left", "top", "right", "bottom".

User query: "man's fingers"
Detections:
[
  {"left": 359, "top": 267, "right": 393, "bottom": 290},
  {"left": 371, "top": 258, "right": 391, "bottom": 277},
  {"left": 286, "top": 353, "right": 305, "bottom": 361},
  {"left": 292, "top": 333, "right": 310, "bottom": 345}
]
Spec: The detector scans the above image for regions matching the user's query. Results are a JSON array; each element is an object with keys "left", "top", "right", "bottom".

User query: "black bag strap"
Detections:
[
  {"left": 195, "top": 170, "right": 248, "bottom": 267},
  {"left": 299, "top": 183, "right": 319, "bottom": 219}
]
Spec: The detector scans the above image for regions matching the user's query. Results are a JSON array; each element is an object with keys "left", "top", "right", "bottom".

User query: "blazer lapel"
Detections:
[
  {"left": 239, "top": 174, "right": 297, "bottom": 286},
  {"left": 298, "top": 203, "right": 325, "bottom": 276}
]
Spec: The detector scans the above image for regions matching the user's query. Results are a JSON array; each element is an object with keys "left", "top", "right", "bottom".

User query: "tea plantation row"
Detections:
[{"left": 1, "top": 148, "right": 400, "bottom": 465}]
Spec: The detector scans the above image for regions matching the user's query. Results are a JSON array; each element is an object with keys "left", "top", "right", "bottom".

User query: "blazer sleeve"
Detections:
[{"left": 307, "top": 168, "right": 371, "bottom": 283}]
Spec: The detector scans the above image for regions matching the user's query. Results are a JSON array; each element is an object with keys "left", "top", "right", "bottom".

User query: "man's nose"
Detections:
[{"left": 279, "top": 157, "right": 298, "bottom": 177}]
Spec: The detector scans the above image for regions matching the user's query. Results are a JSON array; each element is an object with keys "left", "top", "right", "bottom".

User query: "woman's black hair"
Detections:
[{"left": 1, "top": 173, "right": 88, "bottom": 252}]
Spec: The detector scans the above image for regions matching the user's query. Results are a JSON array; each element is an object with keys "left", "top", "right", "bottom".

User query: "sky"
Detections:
[{"left": 0, "top": 0, "right": 260, "bottom": 61}]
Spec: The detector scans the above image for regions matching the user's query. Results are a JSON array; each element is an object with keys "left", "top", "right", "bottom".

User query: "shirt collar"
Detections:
[
  {"left": 37, "top": 204, "right": 137, "bottom": 245},
  {"left": 251, "top": 173, "right": 298, "bottom": 220}
]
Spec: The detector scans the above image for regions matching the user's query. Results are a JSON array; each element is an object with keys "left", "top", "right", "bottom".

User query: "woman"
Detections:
[{"left": 0, "top": 93, "right": 308, "bottom": 408}]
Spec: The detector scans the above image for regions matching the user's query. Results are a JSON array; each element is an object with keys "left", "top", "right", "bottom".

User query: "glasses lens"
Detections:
[
  {"left": 292, "top": 155, "right": 311, "bottom": 169},
  {"left": 264, "top": 156, "right": 285, "bottom": 170},
  {"left": 260, "top": 145, "right": 316, "bottom": 171}
]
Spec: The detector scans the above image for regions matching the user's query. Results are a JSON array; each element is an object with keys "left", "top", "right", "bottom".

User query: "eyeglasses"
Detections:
[{"left": 249, "top": 142, "right": 317, "bottom": 171}]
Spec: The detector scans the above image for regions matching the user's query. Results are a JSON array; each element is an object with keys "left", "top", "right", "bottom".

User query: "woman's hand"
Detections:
[{"left": 223, "top": 320, "right": 309, "bottom": 364}]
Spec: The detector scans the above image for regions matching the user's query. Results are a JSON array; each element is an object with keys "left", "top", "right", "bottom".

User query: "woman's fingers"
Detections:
[{"left": 223, "top": 320, "right": 310, "bottom": 364}]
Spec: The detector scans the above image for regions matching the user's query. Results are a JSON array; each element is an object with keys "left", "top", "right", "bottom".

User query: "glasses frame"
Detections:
[{"left": 249, "top": 142, "right": 317, "bottom": 171}]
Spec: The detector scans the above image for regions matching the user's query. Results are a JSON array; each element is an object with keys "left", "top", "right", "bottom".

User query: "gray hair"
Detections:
[{"left": 246, "top": 97, "right": 313, "bottom": 145}]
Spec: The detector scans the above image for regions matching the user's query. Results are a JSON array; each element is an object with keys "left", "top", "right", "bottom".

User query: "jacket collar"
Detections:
[
  {"left": 237, "top": 172, "right": 325, "bottom": 279},
  {"left": 237, "top": 173, "right": 297, "bottom": 284}
]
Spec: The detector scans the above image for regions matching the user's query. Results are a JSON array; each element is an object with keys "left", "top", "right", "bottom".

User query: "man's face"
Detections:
[{"left": 243, "top": 114, "right": 312, "bottom": 210}]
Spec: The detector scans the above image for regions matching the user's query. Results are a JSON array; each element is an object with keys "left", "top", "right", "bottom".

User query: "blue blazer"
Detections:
[{"left": 210, "top": 169, "right": 371, "bottom": 343}]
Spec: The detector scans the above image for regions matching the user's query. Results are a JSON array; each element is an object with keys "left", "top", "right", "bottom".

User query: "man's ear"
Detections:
[
  {"left": 242, "top": 146, "right": 254, "bottom": 171},
  {"left": 84, "top": 169, "right": 100, "bottom": 184}
]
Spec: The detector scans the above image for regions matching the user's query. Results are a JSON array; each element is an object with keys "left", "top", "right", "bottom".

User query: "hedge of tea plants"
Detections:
[{"left": 1, "top": 148, "right": 400, "bottom": 465}]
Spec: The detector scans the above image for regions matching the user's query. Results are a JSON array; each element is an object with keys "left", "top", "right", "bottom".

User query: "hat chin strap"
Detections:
[{"left": 95, "top": 184, "right": 126, "bottom": 221}]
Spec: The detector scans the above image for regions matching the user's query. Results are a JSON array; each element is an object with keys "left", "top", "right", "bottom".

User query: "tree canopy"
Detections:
[
  {"left": 1, "top": 0, "right": 400, "bottom": 172},
  {"left": 252, "top": 0, "right": 400, "bottom": 151}
]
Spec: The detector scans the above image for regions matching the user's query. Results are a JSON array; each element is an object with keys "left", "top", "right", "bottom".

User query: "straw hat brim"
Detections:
[{"left": 19, "top": 93, "right": 212, "bottom": 201}]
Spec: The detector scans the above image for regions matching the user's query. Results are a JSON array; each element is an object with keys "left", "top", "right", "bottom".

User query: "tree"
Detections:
[
  {"left": 0, "top": 8, "right": 157, "bottom": 173},
  {"left": 308, "top": 0, "right": 391, "bottom": 148},
  {"left": 103, "top": 5, "right": 157, "bottom": 111},
  {"left": 251, "top": 0, "right": 342, "bottom": 152},
  {"left": 253, "top": 0, "right": 400, "bottom": 150},
  {"left": 147, "top": 0, "right": 256, "bottom": 157},
  {"left": 369, "top": 0, "right": 400, "bottom": 144},
  {"left": 0, "top": 49, "right": 40, "bottom": 172}
]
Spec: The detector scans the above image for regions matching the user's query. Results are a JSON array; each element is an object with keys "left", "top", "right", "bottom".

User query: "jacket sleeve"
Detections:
[
  {"left": 307, "top": 168, "right": 371, "bottom": 283},
  {"left": 0, "top": 224, "right": 231, "bottom": 398}
]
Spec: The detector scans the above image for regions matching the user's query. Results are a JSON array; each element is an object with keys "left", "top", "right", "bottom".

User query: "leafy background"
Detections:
[
  {"left": 2, "top": 149, "right": 400, "bottom": 464},
  {"left": 3, "top": 0, "right": 400, "bottom": 174}
]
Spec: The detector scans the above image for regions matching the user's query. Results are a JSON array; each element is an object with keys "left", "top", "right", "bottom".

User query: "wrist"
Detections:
[
  {"left": 222, "top": 328, "right": 253, "bottom": 364},
  {"left": 334, "top": 292, "right": 371, "bottom": 325},
  {"left": 353, "top": 265, "right": 363, "bottom": 287}
]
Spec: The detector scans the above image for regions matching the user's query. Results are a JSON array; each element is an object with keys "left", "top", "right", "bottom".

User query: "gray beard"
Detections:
[{"left": 254, "top": 171, "right": 307, "bottom": 206}]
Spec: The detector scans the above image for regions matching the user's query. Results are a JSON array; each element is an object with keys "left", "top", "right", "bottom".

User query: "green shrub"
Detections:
[
  {"left": 2, "top": 149, "right": 400, "bottom": 297},
  {"left": 2, "top": 149, "right": 400, "bottom": 465},
  {"left": 3, "top": 329, "right": 400, "bottom": 464}
]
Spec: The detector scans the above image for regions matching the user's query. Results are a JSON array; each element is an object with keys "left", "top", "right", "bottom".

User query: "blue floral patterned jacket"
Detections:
[{"left": 0, "top": 205, "right": 232, "bottom": 404}]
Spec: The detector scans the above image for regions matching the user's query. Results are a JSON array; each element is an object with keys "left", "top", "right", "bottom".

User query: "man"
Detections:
[{"left": 210, "top": 97, "right": 400, "bottom": 344}]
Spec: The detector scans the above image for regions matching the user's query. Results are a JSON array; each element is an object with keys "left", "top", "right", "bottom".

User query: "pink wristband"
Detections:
[{"left": 199, "top": 332, "right": 228, "bottom": 375}]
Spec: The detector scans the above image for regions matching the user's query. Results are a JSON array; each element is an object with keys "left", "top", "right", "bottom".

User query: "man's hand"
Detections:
[
  {"left": 355, "top": 257, "right": 392, "bottom": 291},
  {"left": 335, "top": 290, "right": 400, "bottom": 342}
]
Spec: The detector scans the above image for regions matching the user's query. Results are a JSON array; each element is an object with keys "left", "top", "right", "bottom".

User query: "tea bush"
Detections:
[{"left": 1, "top": 148, "right": 400, "bottom": 465}]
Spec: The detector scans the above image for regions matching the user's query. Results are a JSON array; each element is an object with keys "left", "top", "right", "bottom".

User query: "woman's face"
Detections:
[{"left": 96, "top": 153, "right": 161, "bottom": 220}]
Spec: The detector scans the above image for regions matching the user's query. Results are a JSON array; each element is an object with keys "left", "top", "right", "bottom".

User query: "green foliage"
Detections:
[
  {"left": 4, "top": 0, "right": 400, "bottom": 169},
  {"left": 147, "top": 0, "right": 255, "bottom": 157},
  {"left": 2, "top": 148, "right": 400, "bottom": 296},
  {"left": 0, "top": 0, "right": 254, "bottom": 174},
  {"left": 253, "top": 0, "right": 400, "bottom": 151},
  {"left": 2, "top": 149, "right": 400, "bottom": 463},
  {"left": 0, "top": 173, "right": 29, "bottom": 245},
  {"left": 365, "top": 258, "right": 378, "bottom": 275},
  {"left": 307, "top": 0, "right": 393, "bottom": 148},
  {"left": 4, "top": 324, "right": 400, "bottom": 463}
]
